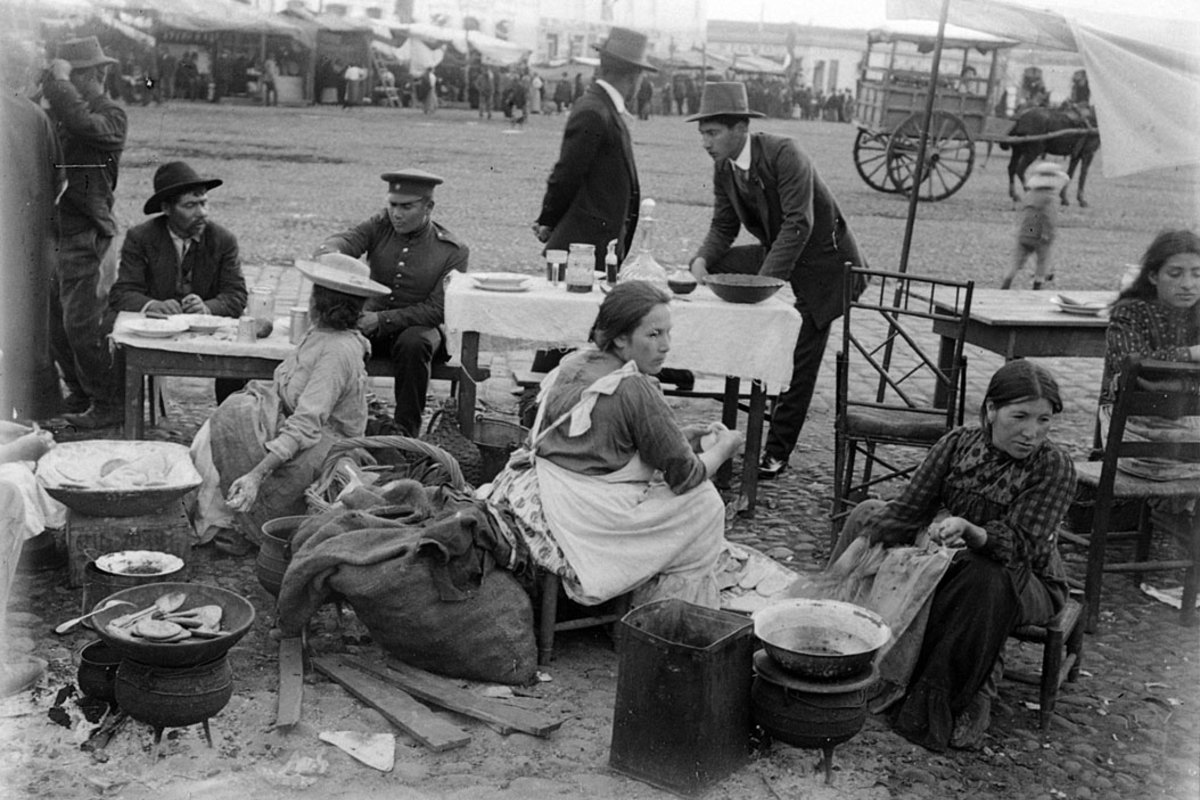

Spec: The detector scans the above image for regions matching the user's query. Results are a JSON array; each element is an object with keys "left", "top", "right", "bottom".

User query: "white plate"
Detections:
[
  {"left": 178, "top": 314, "right": 235, "bottom": 334},
  {"left": 124, "top": 317, "right": 190, "bottom": 338},
  {"left": 475, "top": 283, "right": 530, "bottom": 293},
  {"left": 472, "top": 272, "right": 532, "bottom": 288},
  {"left": 94, "top": 550, "right": 185, "bottom": 577},
  {"left": 1048, "top": 296, "right": 1106, "bottom": 316}
]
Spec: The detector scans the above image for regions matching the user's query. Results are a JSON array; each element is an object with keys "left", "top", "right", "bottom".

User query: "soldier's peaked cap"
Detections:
[{"left": 380, "top": 168, "right": 444, "bottom": 202}]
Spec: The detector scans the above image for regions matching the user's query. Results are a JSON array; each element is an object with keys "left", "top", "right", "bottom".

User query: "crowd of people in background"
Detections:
[{"left": 67, "top": 33, "right": 867, "bottom": 126}]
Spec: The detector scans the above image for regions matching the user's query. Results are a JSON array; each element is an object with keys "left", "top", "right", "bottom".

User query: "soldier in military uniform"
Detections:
[{"left": 315, "top": 169, "right": 469, "bottom": 435}]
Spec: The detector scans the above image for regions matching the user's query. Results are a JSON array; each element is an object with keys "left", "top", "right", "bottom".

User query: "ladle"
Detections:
[
  {"left": 110, "top": 591, "right": 188, "bottom": 630},
  {"left": 54, "top": 599, "right": 133, "bottom": 635}
]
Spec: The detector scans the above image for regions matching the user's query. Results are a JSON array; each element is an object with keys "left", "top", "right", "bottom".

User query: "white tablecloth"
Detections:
[
  {"left": 110, "top": 311, "right": 295, "bottom": 360},
  {"left": 444, "top": 272, "right": 802, "bottom": 388}
]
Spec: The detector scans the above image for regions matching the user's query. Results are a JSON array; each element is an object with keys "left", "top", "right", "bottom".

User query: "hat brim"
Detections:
[
  {"left": 295, "top": 260, "right": 391, "bottom": 298},
  {"left": 143, "top": 178, "right": 224, "bottom": 215},
  {"left": 590, "top": 44, "right": 657, "bottom": 72},
  {"left": 685, "top": 109, "right": 766, "bottom": 122}
]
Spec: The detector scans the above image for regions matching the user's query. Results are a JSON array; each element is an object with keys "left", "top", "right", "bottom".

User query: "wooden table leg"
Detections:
[
  {"left": 714, "top": 377, "right": 739, "bottom": 490},
  {"left": 120, "top": 350, "right": 144, "bottom": 440},
  {"left": 933, "top": 333, "right": 954, "bottom": 410},
  {"left": 457, "top": 332, "right": 480, "bottom": 439},
  {"left": 739, "top": 381, "right": 767, "bottom": 518}
]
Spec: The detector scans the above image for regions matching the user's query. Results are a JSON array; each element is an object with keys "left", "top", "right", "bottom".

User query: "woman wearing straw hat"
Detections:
[{"left": 188, "top": 254, "right": 389, "bottom": 555}]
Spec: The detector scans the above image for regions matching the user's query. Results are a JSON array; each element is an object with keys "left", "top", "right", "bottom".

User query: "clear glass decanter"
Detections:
[{"left": 617, "top": 198, "right": 669, "bottom": 291}]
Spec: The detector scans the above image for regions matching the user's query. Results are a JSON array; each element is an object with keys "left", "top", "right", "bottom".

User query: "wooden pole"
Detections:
[{"left": 896, "top": 0, "right": 952, "bottom": 275}]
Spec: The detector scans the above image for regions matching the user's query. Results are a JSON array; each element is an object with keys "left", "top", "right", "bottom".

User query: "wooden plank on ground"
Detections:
[
  {"left": 312, "top": 655, "right": 470, "bottom": 752},
  {"left": 343, "top": 655, "right": 565, "bottom": 738},
  {"left": 274, "top": 636, "right": 304, "bottom": 729}
]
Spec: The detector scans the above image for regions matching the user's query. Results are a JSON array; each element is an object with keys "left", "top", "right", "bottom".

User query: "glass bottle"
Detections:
[
  {"left": 565, "top": 243, "right": 596, "bottom": 293},
  {"left": 617, "top": 198, "right": 669, "bottom": 291},
  {"left": 248, "top": 286, "right": 275, "bottom": 322}
]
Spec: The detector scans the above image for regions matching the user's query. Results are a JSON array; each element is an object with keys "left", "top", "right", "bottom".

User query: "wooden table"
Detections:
[
  {"left": 111, "top": 312, "right": 480, "bottom": 439},
  {"left": 930, "top": 289, "right": 1113, "bottom": 362},
  {"left": 445, "top": 273, "right": 803, "bottom": 515}
]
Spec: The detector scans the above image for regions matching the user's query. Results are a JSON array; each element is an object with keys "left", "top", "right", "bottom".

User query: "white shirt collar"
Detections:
[
  {"left": 167, "top": 224, "right": 199, "bottom": 262},
  {"left": 731, "top": 134, "right": 752, "bottom": 172},
  {"left": 595, "top": 79, "right": 630, "bottom": 116}
]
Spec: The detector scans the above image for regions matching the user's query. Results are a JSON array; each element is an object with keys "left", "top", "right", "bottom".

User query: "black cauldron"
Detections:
[
  {"left": 115, "top": 655, "right": 233, "bottom": 731},
  {"left": 750, "top": 650, "right": 879, "bottom": 784}
]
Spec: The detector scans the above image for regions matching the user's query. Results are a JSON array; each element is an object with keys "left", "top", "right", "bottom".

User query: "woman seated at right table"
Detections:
[
  {"left": 829, "top": 360, "right": 1076, "bottom": 752},
  {"left": 482, "top": 281, "right": 745, "bottom": 608},
  {"left": 189, "top": 253, "right": 390, "bottom": 555},
  {"left": 1099, "top": 228, "right": 1200, "bottom": 481}
]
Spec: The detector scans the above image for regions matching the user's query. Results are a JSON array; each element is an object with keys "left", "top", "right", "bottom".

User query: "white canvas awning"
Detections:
[{"left": 886, "top": 0, "right": 1200, "bottom": 177}]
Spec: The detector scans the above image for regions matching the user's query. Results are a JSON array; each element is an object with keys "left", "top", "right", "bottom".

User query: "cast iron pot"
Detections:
[
  {"left": 256, "top": 516, "right": 307, "bottom": 598},
  {"left": 77, "top": 640, "right": 123, "bottom": 703},
  {"left": 114, "top": 655, "right": 232, "bottom": 729},
  {"left": 750, "top": 650, "right": 877, "bottom": 749}
]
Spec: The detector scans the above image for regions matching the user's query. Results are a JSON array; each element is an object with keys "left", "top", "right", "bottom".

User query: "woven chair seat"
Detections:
[
  {"left": 844, "top": 407, "right": 950, "bottom": 443},
  {"left": 1074, "top": 461, "right": 1200, "bottom": 500}
]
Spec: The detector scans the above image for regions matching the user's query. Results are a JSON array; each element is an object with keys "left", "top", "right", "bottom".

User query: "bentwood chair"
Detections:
[
  {"left": 1062, "top": 357, "right": 1200, "bottom": 633},
  {"left": 831, "top": 268, "right": 974, "bottom": 546}
]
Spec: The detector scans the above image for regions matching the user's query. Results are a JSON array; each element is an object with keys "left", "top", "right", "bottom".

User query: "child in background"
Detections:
[{"left": 1001, "top": 161, "right": 1069, "bottom": 290}]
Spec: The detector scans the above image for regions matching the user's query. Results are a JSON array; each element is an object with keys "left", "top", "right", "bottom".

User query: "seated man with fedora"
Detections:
[
  {"left": 110, "top": 160, "right": 248, "bottom": 402},
  {"left": 687, "top": 81, "right": 868, "bottom": 480},
  {"left": 314, "top": 169, "right": 469, "bottom": 436}
]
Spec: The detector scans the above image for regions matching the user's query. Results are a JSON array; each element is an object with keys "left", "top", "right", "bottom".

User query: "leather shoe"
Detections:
[
  {"left": 61, "top": 393, "right": 90, "bottom": 414},
  {"left": 62, "top": 405, "right": 122, "bottom": 430},
  {"left": 758, "top": 455, "right": 789, "bottom": 479}
]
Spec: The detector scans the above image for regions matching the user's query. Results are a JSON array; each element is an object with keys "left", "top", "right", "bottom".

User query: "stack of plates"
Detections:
[
  {"left": 123, "top": 317, "right": 190, "bottom": 338},
  {"left": 472, "top": 272, "right": 532, "bottom": 293},
  {"left": 1048, "top": 295, "right": 1108, "bottom": 316}
]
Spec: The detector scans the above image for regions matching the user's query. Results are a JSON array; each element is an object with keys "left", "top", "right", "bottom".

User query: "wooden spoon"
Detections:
[
  {"left": 54, "top": 599, "right": 133, "bottom": 635},
  {"left": 110, "top": 591, "right": 188, "bottom": 629}
]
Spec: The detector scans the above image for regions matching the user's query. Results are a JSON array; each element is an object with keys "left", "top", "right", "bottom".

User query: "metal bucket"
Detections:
[
  {"left": 471, "top": 417, "right": 528, "bottom": 484},
  {"left": 609, "top": 598, "right": 755, "bottom": 796}
]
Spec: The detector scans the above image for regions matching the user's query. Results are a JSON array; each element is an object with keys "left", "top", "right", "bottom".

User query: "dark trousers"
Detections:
[
  {"left": 215, "top": 378, "right": 246, "bottom": 404},
  {"left": 708, "top": 245, "right": 832, "bottom": 464},
  {"left": 369, "top": 325, "right": 442, "bottom": 436},
  {"left": 50, "top": 229, "right": 119, "bottom": 411}
]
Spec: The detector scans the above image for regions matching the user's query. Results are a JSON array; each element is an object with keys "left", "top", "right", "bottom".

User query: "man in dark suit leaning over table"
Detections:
[
  {"left": 688, "top": 82, "right": 867, "bottom": 480},
  {"left": 314, "top": 169, "right": 469, "bottom": 436},
  {"left": 110, "top": 160, "right": 248, "bottom": 402}
]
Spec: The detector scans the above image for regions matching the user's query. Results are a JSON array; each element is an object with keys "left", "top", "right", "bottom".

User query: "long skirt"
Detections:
[{"left": 190, "top": 382, "right": 336, "bottom": 545}]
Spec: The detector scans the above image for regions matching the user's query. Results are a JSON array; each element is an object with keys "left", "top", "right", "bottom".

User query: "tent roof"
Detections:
[
  {"left": 119, "top": 0, "right": 312, "bottom": 45},
  {"left": 868, "top": 20, "right": 1018, "bottom": 50},
  {"left": 886, "top": 0, "right": 1200, "bottom": 176},
  {"left": 655, "top": 49, "right": 727, "bottom": 71}
]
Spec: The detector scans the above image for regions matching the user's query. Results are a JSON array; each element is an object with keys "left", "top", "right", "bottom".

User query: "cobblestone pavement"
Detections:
[{"left": 11, "top": 265, "right": 1195, "bottom": 799}]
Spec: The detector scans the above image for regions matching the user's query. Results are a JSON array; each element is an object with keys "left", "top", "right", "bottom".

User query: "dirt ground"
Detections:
[{"left": 3, "top": 99, "right": 1198, "bottom": 799}]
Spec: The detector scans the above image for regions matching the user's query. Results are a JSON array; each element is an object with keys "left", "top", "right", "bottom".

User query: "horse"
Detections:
[{"left": 1001, "top": 104, "right": 1100, "bottom": 207}]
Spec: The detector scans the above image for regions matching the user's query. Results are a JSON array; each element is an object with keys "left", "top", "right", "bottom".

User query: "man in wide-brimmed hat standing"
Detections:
[
  {"left": 687, "top": 81, "right": 867, "bottom": 480},
  {"left": 529, "top": 26, "right": 658, "bottom": 380},
  {"left": 110, "top": 161, "right": 248, "bottom": 402},
  {"left": 315, "top": 169, "right": 469, "bottom": 436},
  {"left": 42, "top": 36, "right": 128, "bottom": 429},
  {"left": 533, "top": 26, "right": 655, "bottom": 272}
]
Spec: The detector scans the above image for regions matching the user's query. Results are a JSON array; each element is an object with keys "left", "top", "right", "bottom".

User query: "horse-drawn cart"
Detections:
[{"left": 852, "top": 22, "right": 1018, "bottom": 201}]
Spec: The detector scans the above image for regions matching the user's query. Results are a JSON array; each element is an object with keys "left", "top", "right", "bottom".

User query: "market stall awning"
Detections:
[
  {"left": 729, "top": 54, "right": 787, "bottom": 75},
  {"left": 119, "top": 0, "right": 314, "bottom": 48},
  {"left": 390, "top": 23, "right": 529, "bottom": 66},
  {"left": 886, "top": 0, "right": 1200, "bottom": 177},
  {"left": 467, "top": 29, "right": 529, "bottom": 66},
  {"left": 868, "top": 20, "right": 1018, "bottom": 51},
  {"left": 655, "top": 49, "right": 727, "bottom": 71}
]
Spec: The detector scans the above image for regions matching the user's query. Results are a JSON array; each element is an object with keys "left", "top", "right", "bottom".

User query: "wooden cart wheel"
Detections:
[
  {"left": 884, "top": 110, "right": 975, "bottom": 201},
  {"left": 852, "top": 128, "right": 902, "bottom": 193}
]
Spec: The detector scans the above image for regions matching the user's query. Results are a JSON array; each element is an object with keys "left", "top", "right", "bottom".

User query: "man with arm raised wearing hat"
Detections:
[
  {"left": 110, "top": 161, "right": 248, "bottom": 402},
  {"left": 688, "top": 82, "right": 867, "bottom": 480},
  {"left": 314, "top": 169, "right": 468, "bottom": 436},
  {"left": 42, "top": 36, "right": 128, "bottom": 429}
]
